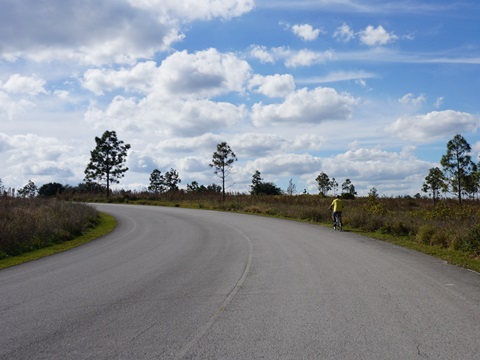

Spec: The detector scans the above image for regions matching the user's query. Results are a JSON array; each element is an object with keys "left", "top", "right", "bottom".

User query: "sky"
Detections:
[{"left": 1, "top": 0, "right": 480, "bottom": 196}]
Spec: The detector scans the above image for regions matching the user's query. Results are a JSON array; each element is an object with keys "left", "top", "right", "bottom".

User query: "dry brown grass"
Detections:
[{"left": 0, "top": 197, "right": 99, "bottom": 259}]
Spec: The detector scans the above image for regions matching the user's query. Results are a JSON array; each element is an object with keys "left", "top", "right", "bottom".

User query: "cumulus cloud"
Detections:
[
  {"left": 82, "top": 48, "right": 252, "bottom": 136},
  {"left": 251, "top": 87, "right": 358, "bottom": 126},
  {"left": 249, "top": 45, "right": 276, "bottom": 64},
  {"left": 291, "top": 134, "right": 325, "bottom": 151},
  {"left": 0, "top": 0, "right": 253, "bottom": 65},
  {"left": 231, "top": 133, "right": 290, "bottom": 157},
  {"left": 0, "top": 0, "right": 180, "bottom": 65},
  {"left": 1, "top": 74, "right": 47, "bottom": 96},
  {"left": 0, "top": 133, "right": 80, "bottom": 186},
  {"left": 398, "top": 93, "right": 426, "bottom": 106},
  {"left": 83, "top": 61, "right": 158, "bottom": 95},
  {"left": 156, "top": 100, "right": 247, "bottom": 136},
  {"left": 230, "top": 132, "right": 325, "bottom": 159},
  {"left": 129, "top": 0, "right": 255, "bottom": 21},
  {"left": 291, "top": 24, "right": 322, "bottom": 41},
  {"left": 360, "top": 25, "right": 398, "bottom": 46},
  {"left": 285, "top": 49, "right": 335, "bottom": 67},
  {"left": 341, "top": 147, "right": 406, "bottom": 162},
  {"left": 86, "top": 96, "right": 247, "bottom": 137},
  {"left": 387, "top": 110, "right": 479, "bottom": 142},
  {"left": 248, "top": 153, "right": 322, "bottom": 177},
  {"left": 321, "top": 147, "right": 431, "bottom": 189},
  {"left": 0, "top": 92, "right": 35, "bottom": 121},
  {"left": 155, "top": 133, "right": 222, "bottom": 155},
  {"left": 83, "top": 49, "right": 252, "bottom": 99},
  {"left": 158, "top": 49, "right": 252, "bottom": 98},
  {"left": 249, "top": 74, "right": 295, "bottom": 98}
]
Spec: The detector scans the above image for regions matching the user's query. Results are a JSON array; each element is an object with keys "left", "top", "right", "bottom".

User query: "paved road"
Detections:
[{"left": 1, "top": 204, "right": 479, "bottom": 359}]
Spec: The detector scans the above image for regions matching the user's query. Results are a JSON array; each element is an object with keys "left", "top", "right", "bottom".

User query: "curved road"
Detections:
[{"left": 1, "top": 204, "right": 479, "bottom": 359}]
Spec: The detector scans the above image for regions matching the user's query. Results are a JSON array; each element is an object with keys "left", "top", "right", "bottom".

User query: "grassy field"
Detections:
[{"left": 0, "top": 198, "right": 116, "bottom": 270}]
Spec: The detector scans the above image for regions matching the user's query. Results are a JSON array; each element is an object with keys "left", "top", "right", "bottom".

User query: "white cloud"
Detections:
[
  {"left": 292, "top": 134, "right": 325, "bottom": 151},
  {"left": 291, "top": 24, "right": 322, "bottom": 41},
  {"left": 251, "top": 87, "right": 358, "bottom": 126},
  {"left": 129, "top": 0, "right": 255, "bottom": 21},
  {"left": 0, "top": 1, "right": 181, "bottom": 65},
  {"left": 86, "top": 96, "right": 247, "bottom": 137},
  {"left": 285, "top": 49, "right": 335, "bottom": 67},
  {"left": 249, "top": 74, "right": 295, "bottom": 98},
  {"left": 297, "top": 70, "right": 376, "bottom": 84},
  {"left": 83, "top": 61, "right": 158, "bottom": 95},
  {"left": 398, "top": 93, "right": 426, "bottom": 106},
  {"left": 356, "top": 79, "right": 367, "bottom": 87},
  {"left": 126, "top": 133, "right": 221, "bottom": 177},
  {"left": 434, "top": 97, "right": 444, "bottom": 109},
  {"left": 249, "top": 46, "right": 334, "bottom": 67},
  {"left": 473, "top": 141, "right": 480, "bottom": 159},
  {"left": 341, "top": 146, "right": 406, "bottom": 162},
  {"left": 0, "top": 133, "right": 81, "bottom": 187},
  {"left": 1, "top": 74, "right": 47, "bottom": 96},
  {"left": 0, "top": 0, "right": 253, "bottom": 65},
  {"left": 232, "top": 133, "right": 290, "bottom": 157},
  {"left": 0, "top": 92, "right": 35, "bottom": 121},
  {"left": 248, "top": 153, "right": 322, "bottom": 176},
  {"left": 231, "top": 132, "right": 325, "bottom": 158},
  {"left": 360, "top": 25, "right": 398, "bottom": 46},
  {"left": 158, "top": 49, "right": 252, "bottom": 98},
  {"left": 83, "top": 48, "right": 252, "bottom": 137},
  {"left": 249, "top": 45, "right": 276, "bottom": 63},
  {"left": 318, "top": 146, "right": 432, "bottom": 195},
  {"left": 54, "top": 90, "right": 70, "bottom": 100},
  {"left": 387, "top": 110, "right": 479, "bottom": 142},
  {"left": 334, "top": 23, "right": 355, "bottom": 42},
  {"left": 83, "top": 49, "right": 252, "bottom": 99}
]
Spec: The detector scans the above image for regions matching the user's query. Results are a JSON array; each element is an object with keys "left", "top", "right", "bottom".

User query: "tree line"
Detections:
[
  {"left": 422, "top": 134, "right": 480, "bottom": 203},
  {"left": 2, "top": 132, "right": 479, "bottom": 203}
]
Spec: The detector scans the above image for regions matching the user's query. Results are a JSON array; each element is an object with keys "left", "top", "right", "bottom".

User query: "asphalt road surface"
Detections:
[{"left": 1, "top": 204, "right": 479, "bottom": 360}]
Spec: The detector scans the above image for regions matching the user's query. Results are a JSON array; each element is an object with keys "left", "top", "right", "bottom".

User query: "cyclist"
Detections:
[{"left": 328, "top": 195, "right": 344, "bottom": 229}]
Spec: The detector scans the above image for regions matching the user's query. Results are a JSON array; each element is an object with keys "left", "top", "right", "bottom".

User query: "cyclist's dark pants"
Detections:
[{"left": 332, "top": 211, "right": 342, "bottom": 223}]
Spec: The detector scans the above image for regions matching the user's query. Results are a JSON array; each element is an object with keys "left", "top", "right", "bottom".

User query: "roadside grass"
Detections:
[
  {"left": 349, "top": 230, "right": 480, "bottom": 273},
  {"left": 0, "top": 212, "right": 116, "bottom": 270}
]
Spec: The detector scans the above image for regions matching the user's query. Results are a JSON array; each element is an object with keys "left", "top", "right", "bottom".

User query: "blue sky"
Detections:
[{"left": 1, "top": 0, "right": 480, "bottom": 196}]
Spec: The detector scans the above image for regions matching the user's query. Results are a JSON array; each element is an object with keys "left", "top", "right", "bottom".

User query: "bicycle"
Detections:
[{"left": 333, "top": 212, "right": 342, "bottom": 231}]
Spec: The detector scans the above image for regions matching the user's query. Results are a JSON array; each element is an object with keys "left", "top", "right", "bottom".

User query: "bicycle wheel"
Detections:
[{"left": 335, "top": 213, "right": 342, "bottom": 231}]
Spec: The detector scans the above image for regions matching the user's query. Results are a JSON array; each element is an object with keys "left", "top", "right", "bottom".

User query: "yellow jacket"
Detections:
[{"left": 330, "top": 198, "right": 344, "bottom": 212}]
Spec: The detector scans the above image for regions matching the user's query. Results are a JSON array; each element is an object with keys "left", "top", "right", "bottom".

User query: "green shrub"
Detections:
[
  {"left": 459, "top": 224, "right": 480, "bottom": 255},
  {"left": 243, "top": 205, "right": 268, "bottom": 214},
  {"left": 416, "top": 225, "right": 437, "bottom": 245},
  {"left": 430, "top": 231, "right": 450, "bottom": 248}
]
